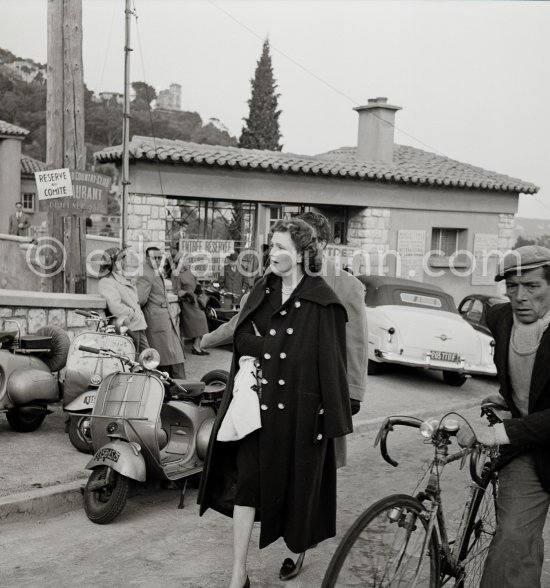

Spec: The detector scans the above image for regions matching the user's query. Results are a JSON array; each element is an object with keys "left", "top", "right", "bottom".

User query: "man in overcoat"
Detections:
[
  {"left": 198, "top": 271, "right": 352, "bottom": 558},
  {"left": 137, "top": 247, "right": 186, "bottom": 378},
  {"left": 8, "top": 202, "right": 30, "bottom": 236},
  {"left": 458, "top": 245, "right": 550, "bottom": 588}
]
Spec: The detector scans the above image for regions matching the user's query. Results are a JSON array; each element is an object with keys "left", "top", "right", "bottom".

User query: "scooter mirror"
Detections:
[{"left": 138, "top": 347, "right": 161, "bottom": 370}]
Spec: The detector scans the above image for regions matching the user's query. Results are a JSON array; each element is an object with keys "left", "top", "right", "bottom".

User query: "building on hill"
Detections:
[
  {"left": 94, "top": 97, "right": 538, "bottom": 302},
  {"left": 156, "top": 83, "right": 182, "bottom": 111}
]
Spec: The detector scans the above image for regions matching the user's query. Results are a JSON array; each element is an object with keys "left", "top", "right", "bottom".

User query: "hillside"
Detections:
[{"left": 0, "top": 47, "right": 237, "bottom": 165}]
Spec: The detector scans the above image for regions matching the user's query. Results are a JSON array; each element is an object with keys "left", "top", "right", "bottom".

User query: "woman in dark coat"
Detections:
[
  {"left": 197, "top": 219, "right": 352, "bottom": 588},
  {"left": 171, "top": 262, "right": 210, "bottom": 355}
]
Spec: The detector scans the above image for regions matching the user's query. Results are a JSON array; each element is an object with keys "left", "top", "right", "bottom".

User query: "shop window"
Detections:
[{"left": 22, "top": 192, "right": 35, "bottom": 212}]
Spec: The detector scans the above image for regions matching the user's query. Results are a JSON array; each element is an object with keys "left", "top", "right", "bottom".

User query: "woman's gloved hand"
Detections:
[{"left": 350, "top": 399, "right": 361, "bottom": 416}]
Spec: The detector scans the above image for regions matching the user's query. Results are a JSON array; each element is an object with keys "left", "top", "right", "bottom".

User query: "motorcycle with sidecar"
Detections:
[
  {"left": 63, "top": 309, "right": 135, "bottom": 453},
  {"left": 0, "top": 320, "right": 70, "bottom": 432},
  {"left": 77, "top": 344, "right": 227, "bottom": 524}
]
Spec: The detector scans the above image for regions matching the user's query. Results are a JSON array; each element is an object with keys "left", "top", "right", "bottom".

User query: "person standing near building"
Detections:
[
  {"left": 219, "top": 252, "right": 247, "bottom": 308},
  {"left": 198, "top": 219, "right": 352, "bottom": 588},
  {"left": 201, "top": 211, "right": 368, "bottom": 423},
  {"left": 137, "top": 246, "right": 186, "bottom": 378},
  {"left": 172, "top": 257, "right": 210, "bottom": 356},
  {"left": 458, "top": 245, "right": 550, "bottom": 588},
  {"left": 8, "top": 202, "right": 30, "bottom": 236},
  {"left": 97, "top": 247, "right": 149, "bottom": 353}
]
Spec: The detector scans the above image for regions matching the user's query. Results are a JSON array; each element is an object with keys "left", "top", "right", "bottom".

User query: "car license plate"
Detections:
[{"left": 430, "top": 350, "right": 460, "bottom": 363}]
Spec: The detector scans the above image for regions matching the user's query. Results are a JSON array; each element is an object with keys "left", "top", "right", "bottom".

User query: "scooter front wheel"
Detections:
[
  {"left": 6, "top": 409, "right": 46, "bottom": 432},
  {"left": 83, "top": 466, "right": 129, "bottom": 524},
  {"left": 68, "top": 415, "right": 93, "bottom": 454}
]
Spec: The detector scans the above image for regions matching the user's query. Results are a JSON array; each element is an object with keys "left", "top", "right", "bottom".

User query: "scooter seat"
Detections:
[
  {"left": 19, "top": 335, "right": 53, "bottom": 351},
  {"left": 172, "top": 380, "right": 205, "bottom": 398}
]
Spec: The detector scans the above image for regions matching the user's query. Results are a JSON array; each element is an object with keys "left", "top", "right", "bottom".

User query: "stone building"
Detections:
[{"left": 94, "top": 97, "right": 538, "bottom": 303}]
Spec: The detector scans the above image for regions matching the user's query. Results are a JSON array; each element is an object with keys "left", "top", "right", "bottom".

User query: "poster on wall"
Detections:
[
  {"left": 397, "top": 229, "right": 426, "bottom": 282},
  {"left": 471, "top": 233, "right": 499, "bottom": 286}
]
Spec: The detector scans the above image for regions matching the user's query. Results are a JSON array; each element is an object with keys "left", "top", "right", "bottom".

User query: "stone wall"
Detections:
[
  {"left": 498, "top": 213, "right": 515, "bottom": 251},
  {"left": 126, "top": 194, "right": 167, "bottom": 252},
  {"left": 0, "top": 289, "right": 179, "bottom": 342},
  {"left": 347, "top": 207, "right": 392, "bottom": 274}
]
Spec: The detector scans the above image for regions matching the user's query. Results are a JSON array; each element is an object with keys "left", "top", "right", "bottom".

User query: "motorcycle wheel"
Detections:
[
  {"left": 83, "top": 466, "right": 129, "bottom": 524},
  {"left": 6, "top": 409, "right": 46, "bottom": 432},
  {"left": 68, "top": 415, "right": 93, "bottom": 454}
]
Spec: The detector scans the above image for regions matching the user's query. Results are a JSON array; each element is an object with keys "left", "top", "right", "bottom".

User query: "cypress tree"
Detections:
[{"left": 239, "top": 39, "right": 282, "bottom": 151}]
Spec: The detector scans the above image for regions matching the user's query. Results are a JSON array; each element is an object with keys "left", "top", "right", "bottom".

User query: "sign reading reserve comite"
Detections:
[{"left": 36, "top": 169, "right": 110, "bottom": 214}]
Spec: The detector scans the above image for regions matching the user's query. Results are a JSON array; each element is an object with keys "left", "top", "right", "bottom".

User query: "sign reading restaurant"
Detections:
[{"left": 35, "top": 168, "right": 110, "bottom": 214}]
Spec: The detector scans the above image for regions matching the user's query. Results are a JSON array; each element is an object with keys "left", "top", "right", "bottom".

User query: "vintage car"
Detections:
[
  {"left": 458, "top": 293, "right": 508, "bottom": 336},
  {"left": 358, "top": 275, "right": 497, "bottom": 386}
]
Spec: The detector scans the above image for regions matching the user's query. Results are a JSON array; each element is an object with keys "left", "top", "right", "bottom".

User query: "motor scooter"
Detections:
[
  {"left": 0, "top": 320, "right": 70, "bottom": 432},
  {"left": 78, "top": 344, "right": 227, "bottom": 524},
  {"left": 63, "top": 310, "right": 135, "bottom": 453},
  {"left": 198, "top": 280, "right": 241, "bottom": 332}
]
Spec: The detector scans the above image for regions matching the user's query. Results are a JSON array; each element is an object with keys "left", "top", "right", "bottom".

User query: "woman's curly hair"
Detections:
[{"left": 270, "top": 218, "right": 322, "bottom": 274}]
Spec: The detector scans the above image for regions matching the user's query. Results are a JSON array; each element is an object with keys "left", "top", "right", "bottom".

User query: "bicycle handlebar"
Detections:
[{"left": 374, "top": 416, "right": 424, "bottom": 467}]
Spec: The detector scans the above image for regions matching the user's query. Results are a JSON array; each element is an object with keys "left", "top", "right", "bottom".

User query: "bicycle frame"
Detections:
[{"left": 375, "top": 413, "right": 499, "bottom": 586}]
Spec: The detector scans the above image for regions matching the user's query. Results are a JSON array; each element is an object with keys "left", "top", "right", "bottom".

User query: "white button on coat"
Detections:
[
  {"left": 261, "top": 404, "right": 268, "bottom": 411},
  {"left": 286, "top": 328, "right": 294, "bottom": 335},
  {"left": 264, "top": 353, "right": 271, "bottom": 360},
  {"left": 269, "top": 329, "right": 277, "bottom": 336},
  {"left": 278, "top": 379, "right": 285, "bottom": 386}
]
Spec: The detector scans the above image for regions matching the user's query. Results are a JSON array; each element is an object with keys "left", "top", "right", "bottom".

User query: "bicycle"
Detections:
[{"left": 322, "top": 405, "right": 504, "bottom": 587}]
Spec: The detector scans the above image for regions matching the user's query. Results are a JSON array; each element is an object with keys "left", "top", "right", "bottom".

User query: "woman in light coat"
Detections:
[{"left": 97, "top": 248, "right": 149, "bottom": 353}]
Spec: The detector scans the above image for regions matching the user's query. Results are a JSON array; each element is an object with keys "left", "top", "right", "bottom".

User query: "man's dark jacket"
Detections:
[{"left": 488, "top": 303, "right": 550, "bottom": 491}]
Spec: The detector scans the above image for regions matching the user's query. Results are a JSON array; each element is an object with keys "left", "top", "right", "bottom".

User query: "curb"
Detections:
[
  {"left": 0, "top": 479, "right": 85, "bottom": 524},
  {"left": 0, "top": 398, "right": 481, "bottom": 525}
]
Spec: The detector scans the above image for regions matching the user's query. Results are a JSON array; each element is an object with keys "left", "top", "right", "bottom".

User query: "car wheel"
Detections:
[
  {"left": 368, "top": 360, "right": 384, "bottom": 375},
  {"left": 6, "top": 409, "right": 46, "bottom": 432},
  {"left": 442, "top": 371, "right": 467, "bottom": 387}
]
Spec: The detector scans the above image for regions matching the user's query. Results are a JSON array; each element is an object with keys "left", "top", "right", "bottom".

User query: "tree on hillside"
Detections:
[
  {"left": 239, "top": 38, "right": 282, "bottom": 151},
  {"left": 132, "top": 81, "right": 157, "bottom": 110}
]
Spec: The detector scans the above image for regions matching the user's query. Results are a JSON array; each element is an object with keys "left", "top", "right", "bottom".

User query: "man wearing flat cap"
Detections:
[{"left": 459, "top": 245, "right": 550, "bottom": 587}]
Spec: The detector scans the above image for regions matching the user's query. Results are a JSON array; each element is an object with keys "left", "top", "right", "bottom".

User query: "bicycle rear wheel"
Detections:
[
  {"left": 453, "top": 476, "right": 498, "bottom": 587},
  {"left": 322, "top": 494, "right": 440, "bottom": 587}
]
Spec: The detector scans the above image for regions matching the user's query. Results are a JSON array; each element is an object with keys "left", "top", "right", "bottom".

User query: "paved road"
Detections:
[{"left": 6, "top": 398, "right": 550, "bottom": 588}]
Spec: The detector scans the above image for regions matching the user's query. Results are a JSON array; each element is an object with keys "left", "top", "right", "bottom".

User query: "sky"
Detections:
[{"left": 1, "top": 0, "right": 549, "bottom": 218}]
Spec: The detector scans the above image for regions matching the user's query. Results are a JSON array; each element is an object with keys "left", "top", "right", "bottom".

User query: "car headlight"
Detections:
[{"left": 138, "top": 348, "right": 161, "bottom": 370}]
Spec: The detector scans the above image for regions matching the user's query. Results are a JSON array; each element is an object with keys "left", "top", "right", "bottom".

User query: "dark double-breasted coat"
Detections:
[
  {"left": 488, "top": 303, "right": 550, "bottom": 490},
  {"left": 198, "top": 273, "right": 353, "bottom": 553}
]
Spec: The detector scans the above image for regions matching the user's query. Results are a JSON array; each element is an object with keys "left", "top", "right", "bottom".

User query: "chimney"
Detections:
[{"left": 353, "top": 97, "right": 401, "bottom": 164}]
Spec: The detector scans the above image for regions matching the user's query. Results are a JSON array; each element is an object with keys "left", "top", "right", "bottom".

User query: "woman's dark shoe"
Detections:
[
  {"left": 242, "top": 576, "right": 250, "bottom": 588},
  {"left": 279, "top": 552, "right": 306, "bottom": 580},
  {"left": 191, "top": 348, "right": 209, "bottom": 356}
]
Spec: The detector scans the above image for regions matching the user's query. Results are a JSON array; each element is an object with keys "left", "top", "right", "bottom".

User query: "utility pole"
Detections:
[
  {"left": 121, "top": 0, "right": 132, "bottom": 248},
  {"left": 46, "top": 0, "right": 87, "bottom": 293}
]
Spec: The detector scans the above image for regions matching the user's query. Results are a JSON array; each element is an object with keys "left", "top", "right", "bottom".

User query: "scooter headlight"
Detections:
[
  {"left": 90, "top": 374, "right": 102, "bottom": 387},
  {"left": 139, "top": 348, "right": 161, "bottom": 370}
]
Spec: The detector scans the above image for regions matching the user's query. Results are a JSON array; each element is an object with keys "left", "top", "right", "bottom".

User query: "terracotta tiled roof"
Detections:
[
  {"left": 94, "top": 135, "right": 539, "bottom": 194},
  {"left": 20, "top": 155, "right": 47, "bottom": 175},
  {"left": 0, "top": 120, "right": 29, "bottom": 137}
]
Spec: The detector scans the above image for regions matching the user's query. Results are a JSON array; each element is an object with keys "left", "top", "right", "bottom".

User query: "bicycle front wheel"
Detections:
[
  {"left": 454, "top": 476, "right": 498, "bottom": 587},
  {"left": 322, "top": 494, "right": 440, "bottom": 587}
]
